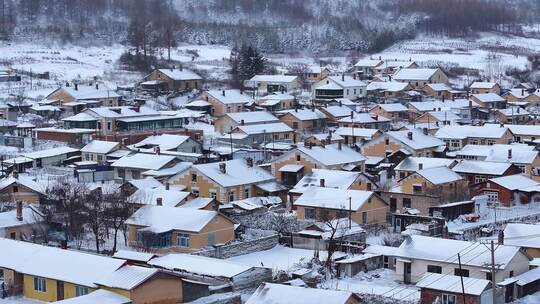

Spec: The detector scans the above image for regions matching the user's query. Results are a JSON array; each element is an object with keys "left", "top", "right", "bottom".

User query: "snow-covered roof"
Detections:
[
  {"left": 374, "top": 103, "right": 408, "bottom": 112},
  {"left": 511, "top": 267, "right": 540, "bottom": 286},
  {"left": 471, "top": 93, "right": 505, "bottom": 103},
  {"left": 95, "top": 265, "right": 159, "bottom": 290},
  {"left": 504, "top": 223, "right": 540, "bottom": 250},
  {"left": 335, "top": 127, "right": 379, "bottom": 139},
  {"left": 235, "top": 122, "right": 293, "bottom": 135},
  {"left": 246, "top": 283, "right": 356, "bottom": 304},
  {"left": 87, "top": 106, "right": 159, "bottom": 119},
  {"left": 131, "top": 134, "right": 191, "bottom": 151},
  {"left": 393, "top": 68, "right": 439, "bottom": 81},
  {"left": 291, "top": 169, "right": 362, "bottom": 194},
  {"left": 129, "top": 188, "right": 190, "bottom": 207},
  {"left": 53, "top": 289, "right": 131, "bottom": 304},
  {"left": 296, "top": 143, "right": 366, "bottom": 166},
  {"left": 470, "top": 82, "right": 498, "bottom": 89},
  {"left": 207, "top": 89, "right": 255, "bottom": 105},
  {"left": 225, "top": 111, "right": 279, "bottom": 124},
  {"left": 125, "top": 205, "right": 222, "bottom": 234},
  {"left": 194, "top": 159, "right": 275, "bottom": 187},
  {"left": 127, "top": 176, "right": 163, "bottom": 190},
  {"left": 321, "top": 105, "right": 353, "bottom": 118},
  {"left": 395, "top": 157, "right": 456, "bottom": 172},
  {"left": 52, "top": 85, "right": 121, "bottom": 101},
  {"left": 338, "top": 112, "right": 391, "bottom": 124},
  {"left": 307, "top": 132, "right": 343, "bottom": 142},
  {"left": 416, "top": 273, "right": 490, "bottom": 295},
  {"left": 415, "top": 166, "right": 463, "bottom": 185},
  {"left": 456, "top": 144, "right": 538, "bottom": 164},
  {"left": 111, "top": 153, "right": 176, "bottom": 170},
  {"left": 0, "top": 174, "right": 45, "bottom": 194},
  {"left": 185, "top": 99, "right": 211, "bottom": 107},
  {"left": 452, "top": 160, "right": 513, "bottom": 175},
  {"left": 425, "top": 83, "right": 451, "bottom": 91},
  {"left": 435, "top": 124, "right": 509, "bottom": 139},
  {"left": 294, "top": 186, "right": 375, "bottom": 211},
  {"left": 408, "top": 99, "right": 478, "bottom": 112},
  {"left": 506, "top": 124, "right": 540, "bottom": 136},
  {"left": 490, "top": 174, "right": 539, "bottom": 190},
  {"left": 22, "top": 146, "right": 78, "bottom": 159},
  {"left": 249, "top": 74, "right": 299, "bottom": 83},
  {"left": 387, "top": 130, "right": 445, "bottom": 150},
  {"left": 363, "top": 244, "right": 398, "bottom": 256},
  {"left": 366, "top": 81, "right": 410, "bottom": 92},
  {"left": 180, "top": 197, "right": 214, "bottom": 209},
  {"left": 327, "top": 75, "right": 366, "bottom": 88},
  {"left": 0, "top": 207, "right": 42, "bottom": 229},
  {"left": 6, "top": 239, "right": 126, "bottom": 287},
  {"left": 81, "top": 140, "right": 119, "bottom": 154},
  {"left": 424, "top": 110, "right": 461, "bottom": 122},
  {"left": 112, "top": 250, "right": 156, "bottom": 263},
  {"left": 496, "top": 107, "right": 529, "bottom": 117},
  {"left": 280, "top": 108, "right": 327, "bottom": 120},
  {"left": 157, "top": 68, "right": 202, "bottom": 80},
  {"left": 149, "top": 253, "right": 251, "bottom": 278},
  {"left": 354, "top": 59, "right": 384, "bottom": 67},
  {"left": 394, "top": 235, "right": 520, "bottom": 269}
]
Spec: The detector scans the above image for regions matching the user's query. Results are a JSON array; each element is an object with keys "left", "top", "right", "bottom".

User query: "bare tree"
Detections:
[
  {"left": 85, "top": 191, "right": 107, "bottom": 253},
  {"left": 104, "top": 191, "right": 132, "bottom": 253},
  {"left": 287, "top": 63, "right": 311, "bottom": 90}
]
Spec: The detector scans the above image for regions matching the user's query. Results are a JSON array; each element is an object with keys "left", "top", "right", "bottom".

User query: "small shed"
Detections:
[{"left": 336, "top": 253, "right": 382, "bottom": 277}]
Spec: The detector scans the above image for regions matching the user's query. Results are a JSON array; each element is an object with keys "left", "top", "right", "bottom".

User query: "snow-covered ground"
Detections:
[
  {"left": 321, "top": 269, "right": 420, "bottom": 301},
  {"left": 0, "top": 297, "right": 43, "bottom": 304}
]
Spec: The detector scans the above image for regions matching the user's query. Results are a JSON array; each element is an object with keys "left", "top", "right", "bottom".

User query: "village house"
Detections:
[
  {"left": 360, "top": 129, "right": 446, "bottom": 158},
  {"left": 126, "top": 205, "right": 235, "bottom": 253},
  {"left": 451, "top": 160, "right": 522, "bottom": 186},
  {"left": 470, "top": 82, "right": 501, "bottom": 94},
  {"left": 493, "top": 107, "right": 531, "bottom": 124},
  {"left": 224, "top": 122, "right": 295, "bottom": 146},
  {"left": 278, "top": 108, "right": 327, "bottom": 132},
  {"left": 287, "top": 65, "right": 332, "bottom": 83},
  {"left": 128, "top": 187, "right": 191, "bottom": 209},
  {"left": 392, "top": 68, "right": 449, "bottom": 89},
  {"left": 81, "top": 140, "right": 120, "bottom": 163},
  {"left": 470, "top": 93, "right": 506, "bottom": 109},
  {"left": 271, "top": 143, "right": 366, "bottom": 186},
  {"left": 179, "top": 197, "right": 219, "bottom": 211},
  {"left": 503, "top": 88, "right": 530, "bottom": 104},
  {"left": 338, "top": 112, "right": 392, "bottom": 131},
  {"left": 504, "top": 223, "right": 540, "bottom": 258},
  {"left": 394, "top": 157, "right": 458, "bottom": 180},
  {"left": 319, "top": 104, "right": 354, "bottom": 124},
  {"left": 143, "top": 67, "right": 203, "bottom": 92},
  {"left": 111, "top": 153, "right": 179, "bottom": 181},
  {"left": 53, "top": 289, "right": 131, "bottom": 304},
  {"left": 354, "top": 58, "right": 384, "bottom": 78},
  {"left": 256, "top": 92, "right": 296, "bottom": 112},
  {"left": 407, "top": 99, "right": 479, "bottom": 122},
  {"left": 366, "top": 81, "right": 413, "bottom": 100},
  {"left": 245, "top": 74, "right": 301, "bottom": 94},
  {"left": 0, "top": 202, "right": 43, "bottom": 240},
  {"left": 506, "top": 124, "right": 540, "bottom": 143},
  {"left": 473, "top": 174, "right": 540, "bottom": 206},
  {"left": 0, "top": 173, "right": 44, "bottom": 203},
  {"left": 304, "top": 131, "right": 344, "bottom": 146},
  {"left": 435, "top": 124, "right": 513, "bottom": 151},
  {"left": 129, "top": 134, "right": 203, "bottom": 155},
  {"left": 334, "top": 127, "right": 382, "bottom": 146},
  {"left": 246, "top": 283, "right": 361, "bottom": 304},
  {"left": 312, "top": 75, "right": 367, "bottom": 101},
  {"left": 417, "top": 273, "right": 494, "bottom": 304},
  {"left": 293, "top": 186, "right": 388, "bottom": 225},
  {"left": 422, "top": 83, "right": 453, "bottom": 100},
  {"left": 374, "top": 60, "right": 419, "bottom": 75},
  {"left": 214, "top": 110, "right": 280, "bottom": 133},
  {"left": 170, "top": 158, "right": 285, "bottom": 203},
  {"left": 294, "top": 219, "right": 366, "bottom": 252},
  {"left": 524, "top": 90, "right": 540, "bottom": 104},
  {"left": 370, "top": 103, "right": 409, "bottom": 122},
  {"left": 46, "top": 84, "right": 121, "bottom": 107},
  {"left": 199, "top": 89, "right": 255, "bottom": 116},
  {"left": 393, "top": 235, "right": 530, "bottom": 284}
]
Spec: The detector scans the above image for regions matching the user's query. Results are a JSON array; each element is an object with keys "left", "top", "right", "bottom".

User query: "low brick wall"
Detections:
[{"left": 194, "top": 234, "right": 279, "bottom": 259}]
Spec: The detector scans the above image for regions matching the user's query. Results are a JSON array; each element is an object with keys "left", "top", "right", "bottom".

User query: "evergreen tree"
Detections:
[{"left": 230, "top": 43, "right": 267, "bottom": 88}]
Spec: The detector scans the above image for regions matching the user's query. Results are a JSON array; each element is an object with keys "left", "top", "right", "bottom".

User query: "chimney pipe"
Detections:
[
  {"left": 350, "top": 111, "right": 354, "bottom": 119},
  {"left": 165, "top": 182, "right": 170, "bottom": 190},
  {"left": 156, "top": 197, "right": 163, "bottom": 206},
  {"left": 320, "top": 178, "right": 326, "bottom": 187},
  {"left": 508, "top": 149, "right": 512, "bottom": 159},
  {"left": 407, "top": 131, "right": 413, "bottom": 140},
  {"left": 95, "top": 83, "right": 99, "bottom": 90},
  {"left": 155, "top": 146, "right": 160, "bottom": 155},
  {"left": 418, "top": 163, "right": 423, "bottom": 170},
  {"left": 222, "top": 90, "right": 225, "bottom": 96},
  {"left": 74, "top": 83, "right": 78, "bottom": 91},
  {"left": 246, "top": 158, "right": 253, "bottom": 167},
  {"left": 338, "top": 141, "right": 342, "bottom": 150},
  {"left": 498, "top": 230, "right": 504, "bottom": 245},
  {"left": 219, "top": 163, "right": 226, "bottom": 173},
  {"left": 16, "top": 201, "right": 22, "bottom": 221},
  {"left": 240, "top": 119, "right": 245, "bottom": 126},
  {"left": 422, "top": 128, "right": 428, "bottom": 135},
  {"left": 341, "top": 74, "right": 345, "bottom": 82}
]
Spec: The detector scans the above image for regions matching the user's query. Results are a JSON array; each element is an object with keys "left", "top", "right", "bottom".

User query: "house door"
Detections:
[
  {"left": 57, "top": 281, "right": 64, "bottom": 301},
  {"left": 404, "top": 262, "right": 412, "bottom": 284},
  {"left": 505, "top": 283, "right": 515, "bottom": 302},
  {"left": 390, "top": 198, "right": 397, "bottom": 212}
]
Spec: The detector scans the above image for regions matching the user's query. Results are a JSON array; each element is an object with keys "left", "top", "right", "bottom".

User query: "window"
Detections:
[
  {"left": 385, "top": 138, "right": 390, "bottom": 145},
  {"left": 518, "top": 165, "right": 526, "bottom": 173},
  {"left": 336, "top": 209, "right": 348, "bottom": 218},
  {"left": 192, "top": 189, "right": 200, "bottom": 197},
  {"left": 293, "top": 122, "right": 299, "bottom": 129},
  {"left": 486, "top": 272, "right": 492, "bottom": 281},
  {"left": 413, "top": 185, "right": 422, "bottom": 194},
  {"left": 403, "top": 198, "right": 412, "bottom": 208},
  {"left": 454, "top": 268, "right": 469, "bottom": 277},
  {"left": 210, "top": 191, "right": 216, "bottom": 199},
  {"left": 427, "top": 265, "right": 442, "bottom": 274},
  {"left": 84, "top": 153, "right": 90, "bottom": 161},
  {"left": 176, "top": 233, "right": 190, "bottom": 247},
  {"left": 34, "top": 277, "right": 46, "bottom": 292},
  {"left": 305, "top": 208, "right": 316, "bottom": 219},
  {"left": 75, "top": 285, "right": 89, "bottom": 297},
  {"left": 191, "top": 173, "right": 197, "bottom": 182},
  {"left": 362, "top": 212, "right": 368, "bottom": 223},
  {"left": 117, "top": 168, "right": 125, "bottom": 179},
  {"left": 484, "top": 190, "right": 499, "bottom": 203},
  {"left": 442, "top": 294, "right": 457, "bottom": 304},
  {"left": 208, "top": 233, "right": 216, "bottom": 246},
  {"left": 12, "top": 186, "right": 18, "bottom": 193},
  {"left": 96, "top": 155, "right": 103, "bottom": 161},
  {"left": 131, "top": 170, "right": 140, "bottom": 179},
  {"left": 346, "top": 89, "right": 350, "bottom": 95},
  {"left": 158, "top": 233, "right": 171, "bottom": 247},
  {"left": 475, "top": 175, "right": 487, "bottom": 184},
  {"left": 510, "top": 270, "right": 514, "bottom": 277},
  {"left": 107, "top": 122, "right": 112, "bottom": 130},
  {"left": 228, "top": 191, "right": 235, "bottom": 202},
  {"left": 10, "top": 232, "right": 16, "bottom": 239},
  {"left": 244, "top": 188, "right": 250, "bottom": 198}
]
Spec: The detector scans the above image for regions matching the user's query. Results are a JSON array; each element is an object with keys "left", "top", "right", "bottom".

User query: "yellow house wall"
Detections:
[
  {"left": 47, "top": 90, "right": 75, "bottom": 104},
  {"left": 361, "top": 136, "right": 404, "bottom": 157},
  {"left": 131, "top": 275, "right": 183, "bottom": 304},
  {"left": 272, "top": 152, "right": 320, "bottom": 181}
]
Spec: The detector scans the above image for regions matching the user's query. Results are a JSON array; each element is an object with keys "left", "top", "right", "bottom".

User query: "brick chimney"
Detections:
[
  {"left": 219, "top": 163, "right": 226, "bottom": 173},
  {"left": 320, "top": 178, "right": 326, "bottom": 187},
  {"left": 240, "top": 119, "right": 245, "bottom": 126},
  {"left": 95, "top": 83, "right": 99, "bottom": 90},
  {"left": 156, "top": 197, "right": 163, "bottom": 206},
  {"left": 16, "top": 201, "right": 22, "bottom": 221},
  {"left": 74, "top": 83, "right": 78, "bottom": 91},
  {"left": 246, "top": 158, "right": 253, "bottom": 167},
  {"left": 508, "top": 149, "right": 512, "bottom": 159},
  {"left": 418, "top": 163, "right": 423, "bottom": 170},
  {"left": 407, "top": 131, "right": 413, "bottom": 140},
  {"left": 498, "top": 229, "right": 504, "bottom": 245},
  {"left": 222, "top": 90, "right": 226, "bottom": 96},
  {"left": 338, "top": 141, "right": 342, "bottom": 150},
  {"left": 165, "top": 182, "right": 170, "bottom": 190},
  {"left": 155, "top": 146, "right": 160, "bottom": 155}
]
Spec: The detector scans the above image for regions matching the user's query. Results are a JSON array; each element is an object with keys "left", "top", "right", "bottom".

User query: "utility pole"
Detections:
[
  {"left": 490, "top": 240, "right": 497, "bottom": 304},
  {"left": 458, "top": 253, "right": 467, "bottom": 304},
  {"left": 348, "top": 197, "right": 352, "bottom": 229}
]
